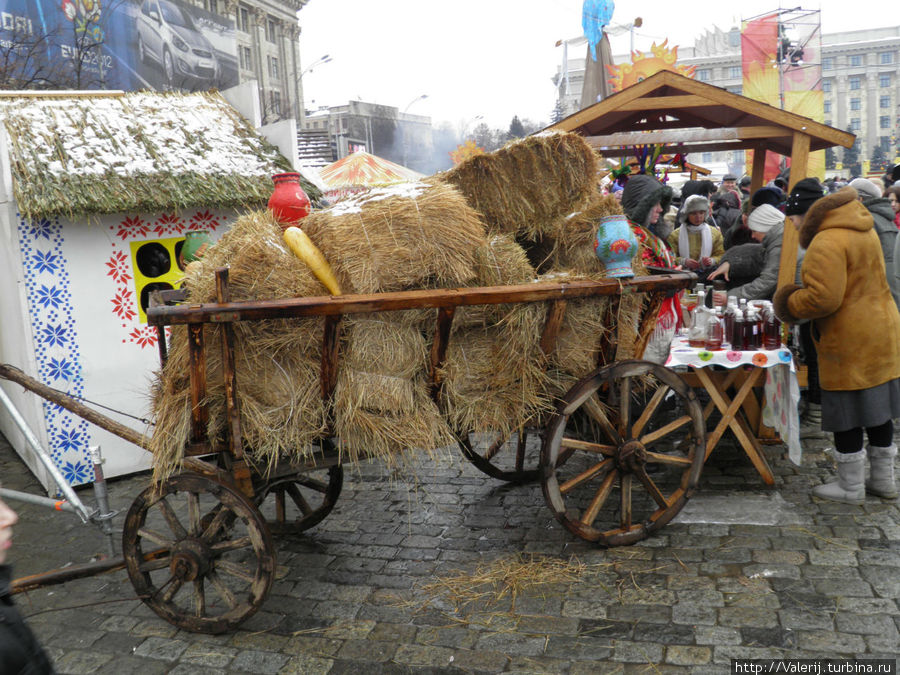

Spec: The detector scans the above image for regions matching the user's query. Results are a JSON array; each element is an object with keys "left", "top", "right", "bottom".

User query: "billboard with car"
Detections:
[{"left": 0, "top": 0, "right": 237, "bottom": 92}]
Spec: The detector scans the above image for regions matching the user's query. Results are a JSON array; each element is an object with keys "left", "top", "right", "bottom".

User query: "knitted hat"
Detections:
[
  {"left": 748, "top": 203, "right": 784, "bottom": 233},
  {"left": 785, "top": 177, "right": 825, "bottom": 216},
  {"left": 683, "top": 194, "right": 709, "bottom": 214},
  {"left": 848, "top": 177, "right": 882, "bottom": 200},
  {"left": 621, "top": 174, "right": 673, "bottom": 227},
  {"left": 751, "top": 186, "right": 785, "bottom": 208}
]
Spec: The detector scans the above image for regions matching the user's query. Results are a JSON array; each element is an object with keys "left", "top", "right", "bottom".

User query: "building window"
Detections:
[
  {"left": 881, "top": 51, "right": 895, "bottom": 65},
  {"left": 237, "top": 4, "right": 251, "bottom": 32},
  {"left": 881, "top": 74, "right": 891, "bottom": 88},
  {"left": 850, "top": 118, "right": 860, "bottom": 132},
  {"left": 729, "top": 66, "right": 741, "bottom": 79},
  {"left": 824, "top": 100, "right": 831, "bottom": 114},
  {"left": 268, "top": 55, "right": 279, "bottom": 79},
  {"left": 697, "top": 68, "right": 711, "bottom": 82},
  {"left": 883, "top": 137, "right": 892, "bottom": 152},
  {"left": 849, "top": 76, "right": 860, "bottom": 90},
  {"left": 204, "top": 0, "right": 218, "bottom": 12},
  {"left": 266, "top": 17, "right": 278, "bottom": 43},
  {"left": 239, "top": 45, "right": 252, "bottom": 70},
  {"left": 849, "top": 54, "right": 862, "bottom": 67},
  {"left": 880, "top": 95, "right": 891, "bottom": 108},
  {"left": 823, "top": 57, "right": 834, "bottom": 70},
  {"left": 850, "top": 98, "right": 861, "bottom": 111},
  {"left": 727, "top": 86, "right": 742, "bottom": 95},
  {"left": 270, "top": 91, "right": 282, "bottom": 117},
  {"left": 882, "top": 116, "right": 891, "bottom": 129},
  {"left": 702, "top": 152, "right": 712, "bottom": 163},
  {"left": 822, "top": 79, "right": 832, "bottom": 93}
]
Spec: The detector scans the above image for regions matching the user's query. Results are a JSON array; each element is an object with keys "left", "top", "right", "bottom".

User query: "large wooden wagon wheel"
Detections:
[
  {"left": 457, "top": 427, "right": 542, "bottom": 483},
  {"left": 541, "top": 360, "right": 705, "bottom": 546},
  {"left": 123, "top": 474, "right": 276, "bottom": 634},
  {"left": 254, "top": 463, "right": 343, "bottom": 534}
]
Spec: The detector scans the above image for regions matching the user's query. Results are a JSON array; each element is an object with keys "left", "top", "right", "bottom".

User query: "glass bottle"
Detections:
[
  {"left": 763, "top": 301, "right": 782, "bottom": 350},
  {"left": 743, "top": 308, "right": 761, "bottom": 350},
  {"left": 705, "top": 307, "right": 725, "bottom": 351},
  {"left": 712, "top": 280, "right": 728, "bottom": 309},
  {"left": 689, "top": 303, "right": 709, "bottom": 348},
  {"left": 723, "top": 297, "right": 738, "bottom": 349},
  {"left": 732, "top": 307, "right": 745, "bottom": 350}
]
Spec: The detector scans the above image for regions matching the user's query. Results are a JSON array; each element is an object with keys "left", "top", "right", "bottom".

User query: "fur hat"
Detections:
[
  {"left": 751, "top": 186, "right": 785, "bottom": 208},
  {"left": 785, "top": 177, "right": 826, "bottom": 216},
  {"left": 683, "top": 194, "right": 710, "bottom": 214},
  {"left": 748, "top": 203, "right": 784, "bottom": 233},
  {"left": 621, "top": 174, "right": 673, "bottom": 227},
  {"left": 848, "top": 177, "right": 882, "bottom": 201}
]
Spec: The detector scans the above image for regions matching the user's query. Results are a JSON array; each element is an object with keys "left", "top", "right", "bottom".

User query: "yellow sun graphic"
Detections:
[{"left": 605, "top": 40, "right": 696, "bottom": 93}]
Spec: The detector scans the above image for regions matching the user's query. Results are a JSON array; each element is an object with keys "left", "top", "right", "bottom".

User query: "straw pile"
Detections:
[
  {"left": 150, "top": 212, "right": 328, "bottom": 480},
  {"left": 301, "top": 181, "right": 487, "bottom": 294},
  {"left": 439, "top": 131, "right": 598, "bottom": 240}
]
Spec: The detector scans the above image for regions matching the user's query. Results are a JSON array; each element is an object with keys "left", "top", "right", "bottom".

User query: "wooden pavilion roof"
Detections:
[{"left": 547, "top": 69, "right": 854, "bottom": 158}]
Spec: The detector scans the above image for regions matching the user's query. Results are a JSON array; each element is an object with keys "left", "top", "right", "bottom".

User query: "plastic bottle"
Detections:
[
  {"left": 743, "top": 308, "right": 761, "bottom": 350},
  {"left": 705, "top": 307, "right": 725, "bottom": 351},
  {"left": 763, "top": 301, "right": 782, "bottom": 350},
  {"left": 689, "top": 300, "right": 709, "bottom": 348},
  {"left": 732, "top": 308, "right": 745, "bottom": 350}
]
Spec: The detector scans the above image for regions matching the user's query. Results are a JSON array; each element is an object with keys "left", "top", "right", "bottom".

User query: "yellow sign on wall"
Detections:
[{"left": 129, "top": 236, "right": 187, "bottom": 323}]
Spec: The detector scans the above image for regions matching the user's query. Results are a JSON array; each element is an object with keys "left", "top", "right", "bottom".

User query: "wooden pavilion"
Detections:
[{"left": 546, "top": 68, "right": 856, "bottom": 290}]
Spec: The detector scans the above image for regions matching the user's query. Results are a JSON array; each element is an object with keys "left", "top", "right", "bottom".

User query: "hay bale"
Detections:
[
  {"left": 301, "top": 181, "right": 487, "bottom": 294},
  {"left": 439, "top": 131, "right": 598, "bottom": 239}
]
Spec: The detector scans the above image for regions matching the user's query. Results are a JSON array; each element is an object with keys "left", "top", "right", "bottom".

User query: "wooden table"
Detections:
[{"left": 666, "top": 338, "right": 801, "bottom": 486}]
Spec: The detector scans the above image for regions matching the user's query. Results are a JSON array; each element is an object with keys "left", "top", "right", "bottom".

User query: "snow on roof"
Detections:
[{"left": 0, "top": 90, "right": 319, "bottom": 222}]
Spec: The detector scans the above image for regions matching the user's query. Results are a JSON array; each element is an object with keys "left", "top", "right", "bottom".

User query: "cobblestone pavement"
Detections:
[{"left": 1, "top": 426, "right": 898, "bottom": 674}]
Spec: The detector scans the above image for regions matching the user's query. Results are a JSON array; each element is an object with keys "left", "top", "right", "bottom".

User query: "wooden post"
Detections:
[
  {"left": 750, "top": 142, "right": 767, "bottom": 193},
  {"left": 777, "top": 132, "right": 810, "bottom": 293}
]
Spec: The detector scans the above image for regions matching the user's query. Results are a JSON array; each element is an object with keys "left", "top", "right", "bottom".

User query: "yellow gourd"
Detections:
[{"left": 283, "top": 226, "right": 342, "bottom": 295}]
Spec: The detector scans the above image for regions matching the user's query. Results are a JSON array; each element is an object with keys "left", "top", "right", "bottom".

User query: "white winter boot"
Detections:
[
  {"left": 812, "top": 449, "right": 865, "bottom": 505},
  {"left": 799, "top": 402, "right": 825, "bottom": 439},
  {"left": 865, "top": 444, "right": 898, "bottom": 499}
]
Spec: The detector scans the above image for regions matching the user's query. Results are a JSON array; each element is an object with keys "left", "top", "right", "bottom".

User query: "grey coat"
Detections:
[
  {"left": 863, "top": 196, "right": 900, "bottom": 311},
  {"left": 720, "top": 221, "right": 803, "bottom": 301}
]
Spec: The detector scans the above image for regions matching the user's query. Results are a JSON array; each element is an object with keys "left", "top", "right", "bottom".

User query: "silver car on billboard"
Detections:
[{"left": 137, "top": 0, "right": 218, "bottom": 87}]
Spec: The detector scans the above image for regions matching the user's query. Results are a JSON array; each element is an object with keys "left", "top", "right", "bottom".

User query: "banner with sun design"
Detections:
[
  {"left": 606, "top": 40, "right": 695, "bottom": 93},
  {"left": 741, "top": 11, "right": 824, "bottom": 181}
]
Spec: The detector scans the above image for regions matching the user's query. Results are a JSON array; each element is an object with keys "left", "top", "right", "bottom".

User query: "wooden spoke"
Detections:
[
  {"left": 515, "top": 431, "right": 526, "bottom": 474},
  {"left": 580, "top": 470, "right": 618, "bottom": 527},
  {"left": 640, "top": 414, "right": 692, "bottom": 446},
  {"left": 137, "top": 527, "right": 175, "bottom": 549},
  {"left": 618, "top": 376, "right": 632, "bottom": 436},
  {"left": 161, "top": 577, "right": 184, "bottom": 604},
  {"left": 620, "top": 474, "right": 632, "bottom": 530},
  {"left": 200, "top": 506, "right": 233, "bottom": 543},
  {"left": 210, "top": 536, "right": 252, "bottom": 553},
  {"left": 187, "top": 492, "right": 201, "bottom": 535},
  {"left": 139, "top": 556, "right": 172, "bottom": 573},
  {"left": 644, "top": 451, "right": 692, "bottom": 466},
  {"left": 254, "top": 466, "right": 344, "bottom": 534},
  {"left": 631, "top": 384, "right": 670, "bottom": 438},
  {"left": 560, "top": 458, "right": 614, "bottom": 494},
  {"left": 215, "top": 560, "right": 256, "bottom": 584},
  {"left": 482, "top": 436, "right": 506, "bottom": 462},
  {"left": 635, "top": 469, "right": 670, "bottom": 509},
  {"left": 206, "top": 569, "right": 238, "bottom": 610},
  {"left": 560, "top": 437, "right": 617, "bottom": 455},
  {"left": 157, "top": 498, "right": 187, "bottom": 540},
  {"left": 294, "top": 475, "right": 330, "bottom": 493},
  {"left": 193, "top": 578, "right": 206, "bottom": 618},
  {"left": 284, "top": 483, "right": 312, "bottom": 515},
  {"left": 583, "top": 395, "right": 622, "bottom": 444}
]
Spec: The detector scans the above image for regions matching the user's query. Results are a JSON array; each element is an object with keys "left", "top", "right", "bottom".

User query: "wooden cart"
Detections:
[{"left": 1, "top": 267, "right": 704, "bottom": 634}]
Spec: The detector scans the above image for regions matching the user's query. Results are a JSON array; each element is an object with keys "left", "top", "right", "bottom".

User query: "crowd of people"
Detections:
[{"left": 610, "top": 164, "right": 900, "bottom": 505}]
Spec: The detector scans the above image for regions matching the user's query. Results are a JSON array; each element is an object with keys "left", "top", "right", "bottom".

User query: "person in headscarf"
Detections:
[{"left": 667, "top": 194, "right": 724, "bottom": 276}]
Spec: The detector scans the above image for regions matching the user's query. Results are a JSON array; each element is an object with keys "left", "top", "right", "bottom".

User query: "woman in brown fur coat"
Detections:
[{"left": 774, "top": 184, "right": 900, "bottom": 504}]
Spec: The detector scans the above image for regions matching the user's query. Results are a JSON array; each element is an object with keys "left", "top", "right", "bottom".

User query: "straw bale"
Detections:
[
  {"left": 439, "top": 318, "right": 552, "bottom": 438},
  {"left": 439, "top": 131, "right": 598, "bottom": 239},
  {"left": 301, "top": 181, "right": 487, "bottom": 294},
  {"left": 342, "top": 312, "right": 428, "bottom": 378}
]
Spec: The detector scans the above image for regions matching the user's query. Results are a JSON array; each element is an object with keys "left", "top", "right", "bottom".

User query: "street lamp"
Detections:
[
  {"left": 403, "top": 94, "right": 428, "bottom": 114},
  {"left": 300, "top": 54, "right": 332, "bottom": 79}
]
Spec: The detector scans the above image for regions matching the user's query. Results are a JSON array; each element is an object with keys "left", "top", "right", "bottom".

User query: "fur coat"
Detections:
[{"left": 774, "top": 187, "right": 900, "bottom": 391}]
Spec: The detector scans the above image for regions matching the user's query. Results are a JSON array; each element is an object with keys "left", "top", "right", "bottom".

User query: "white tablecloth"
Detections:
[{"left": 665, "top": 337, "right": 802, "bottom": 465}]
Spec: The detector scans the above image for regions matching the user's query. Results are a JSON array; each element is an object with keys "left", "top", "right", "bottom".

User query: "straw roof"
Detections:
[
  {"left": 319, "top": 150, "right": 423, "bottom": 189},
  {"left": 0, "top": 90, "right": 319, "bottom": 222}
]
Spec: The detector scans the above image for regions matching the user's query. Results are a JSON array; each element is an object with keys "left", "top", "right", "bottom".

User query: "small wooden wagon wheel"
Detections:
[
  {"left": 123, "top": 473, "right": 276, "bottom": 634},
  {"left": 253, "top": 464, "right": 343, "bottom": 534},
  {"left": 541, "top": 360, "right": 705, "bottom": 546},
  {"left": 457, "top": 427, "right": 542, "bottom": 483}
]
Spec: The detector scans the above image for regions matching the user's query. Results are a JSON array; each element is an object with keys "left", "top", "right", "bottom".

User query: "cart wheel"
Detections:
[
  {"left": 123, "top": 474, "right": 275, "bottom": 634},
  {"left": 457, "top": 428, "right": 541, "bottom": 483},
  {"left": 541, "top": 359, "right": 705, "bottom": 546},
  {"left": 254, "top": 464, "right": 343, "bottom": 534}
]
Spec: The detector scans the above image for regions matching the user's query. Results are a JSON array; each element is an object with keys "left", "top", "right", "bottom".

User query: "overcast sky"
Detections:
[{"left": 298, "top": 1, "right": 889, "bottom": 132}]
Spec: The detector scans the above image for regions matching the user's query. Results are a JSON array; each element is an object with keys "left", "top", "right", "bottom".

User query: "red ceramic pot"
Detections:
[{"left": 268, "top": 172, "right": 311, "bottom": 228}]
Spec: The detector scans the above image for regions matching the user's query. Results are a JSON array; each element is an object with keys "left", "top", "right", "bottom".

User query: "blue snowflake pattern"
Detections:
[
  {"left": 46, "top": 357, "right": 74, "bottom": 381},
  {"left": 41, "top": 323, "right": 68, "bottom": 347},
  {"left": 60, "top": 460, "right": 90, "bottom": 485},
  {"left": 31, "top": 250, "right": 60, "bottom": 274},
  {"left": 35, "top": 284, "right": 64, "bottom": 309},
  {"left": 55, "top": 427, "right": 84, "bottom": 453},
  {"left": 30, "top": 219, "right": 54, "bottom": 240}
]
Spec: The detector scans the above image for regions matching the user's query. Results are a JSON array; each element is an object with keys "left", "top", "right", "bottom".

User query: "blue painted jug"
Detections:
[{"left": 594, "top": 214, "right": 638, "bottom": 278}]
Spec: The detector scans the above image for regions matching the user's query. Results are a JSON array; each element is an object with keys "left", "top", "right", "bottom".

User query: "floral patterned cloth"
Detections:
[{"left": 665, "top": 336, "right": 801, "bottom": 465}]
